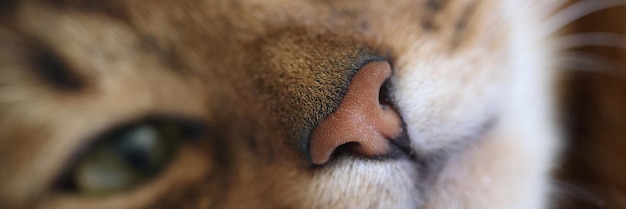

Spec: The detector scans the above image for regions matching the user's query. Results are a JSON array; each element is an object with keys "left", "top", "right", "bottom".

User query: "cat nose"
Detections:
[{"left": 309, "top": 61, "right": 403, "bottom": 165}]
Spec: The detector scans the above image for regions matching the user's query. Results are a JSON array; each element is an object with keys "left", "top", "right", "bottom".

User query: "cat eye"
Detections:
[{"left": 56, "top": 117, "right": 205, "bottom": 195}]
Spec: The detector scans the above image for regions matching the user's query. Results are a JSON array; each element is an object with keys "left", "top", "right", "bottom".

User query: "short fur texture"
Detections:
[{"left": 1, "top": 0, "right": 616, "bottom": 208}]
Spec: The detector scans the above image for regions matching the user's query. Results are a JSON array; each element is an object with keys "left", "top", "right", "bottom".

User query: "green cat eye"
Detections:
[{"left": 57, "top": 118, "right": 205, "bottom": 195}]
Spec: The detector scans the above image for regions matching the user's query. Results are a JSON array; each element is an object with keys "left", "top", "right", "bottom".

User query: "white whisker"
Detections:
[
  {"left": 553, "top": 32, "right": 626, "bottom": 51},
  {"left": 543, "top": 0, "right": 626, "bottom": 35},
  {"left": 557, "top": 52, "right": 626, "bottom": 78},
  {"left": 551, "top": 180, "right": 606, "bottom": 207}
]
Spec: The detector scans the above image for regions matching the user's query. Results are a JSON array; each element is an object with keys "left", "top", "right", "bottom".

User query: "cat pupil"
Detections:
[{"left": 117, "top": 125, "right": 163, "bottom": 174}]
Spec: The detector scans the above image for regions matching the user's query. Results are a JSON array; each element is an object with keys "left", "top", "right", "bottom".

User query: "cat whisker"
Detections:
[
  {"left": 551, "top": 179, "right": 606, "bottom": 207},
  {"left": 542, "top": 0, "right": 626, "bottom": 36},
  {"left": 556, "top": 52, "right": 626, "bottom": 78},
  {"left": 552, "top": 32, "right": 626, "bottom": 51}
]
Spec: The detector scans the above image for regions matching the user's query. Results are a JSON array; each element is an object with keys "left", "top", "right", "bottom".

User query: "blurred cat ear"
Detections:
[{"left": 309, "top": 61, "right": 403, "bottom": 165}]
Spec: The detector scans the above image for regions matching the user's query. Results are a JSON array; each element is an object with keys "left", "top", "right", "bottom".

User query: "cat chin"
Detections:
[{"left": 296, "top": 156, "right": 423, "bottom": 209}]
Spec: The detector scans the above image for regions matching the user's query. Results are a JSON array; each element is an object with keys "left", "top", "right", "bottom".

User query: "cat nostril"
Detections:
[
  {"left": 379, "top": 80, "right": 392, "bottom": 110},
  {"left": 309, "top": 61, "right": 403, "bottom": 165}
]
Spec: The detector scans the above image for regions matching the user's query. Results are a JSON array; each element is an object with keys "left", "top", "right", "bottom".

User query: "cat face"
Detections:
[{"left": 0, "top": 0, "right": 561, "bottom": 208}]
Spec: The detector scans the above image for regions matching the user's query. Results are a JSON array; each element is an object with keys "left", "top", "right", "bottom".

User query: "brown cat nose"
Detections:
[{"left": 309, "top": 61, "right": 403, "bottom": 165}]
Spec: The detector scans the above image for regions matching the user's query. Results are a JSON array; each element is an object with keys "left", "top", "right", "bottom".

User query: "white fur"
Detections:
[{"left": 392, "top": 1, "right": 562, "bottom": 208}]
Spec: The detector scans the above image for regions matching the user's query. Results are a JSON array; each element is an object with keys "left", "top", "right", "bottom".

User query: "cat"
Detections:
[{"left": 0, "top": 0, "right": 622, "bottom": 208}]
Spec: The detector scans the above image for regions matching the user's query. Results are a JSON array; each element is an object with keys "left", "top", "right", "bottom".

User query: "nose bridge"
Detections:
[{"left": 309, "top": 61, "right": 403, "bottom": 165}]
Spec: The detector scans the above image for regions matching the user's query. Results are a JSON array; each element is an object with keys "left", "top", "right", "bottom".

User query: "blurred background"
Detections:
[{"left": 558, "top": 1, "right": 626, "bottom": 208}]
